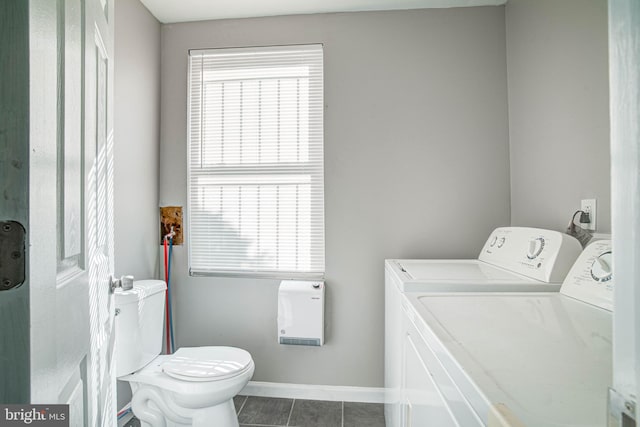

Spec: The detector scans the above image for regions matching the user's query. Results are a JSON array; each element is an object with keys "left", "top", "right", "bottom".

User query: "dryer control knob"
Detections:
[
  {"left": 496, "top": 237, "right": 506, "bottom": 248},
  {"left": 591, "top": 252, "right": 613, "bottom": 282},
  {"left": 526, "top": 238, "right": 545, "bottom": 259}
]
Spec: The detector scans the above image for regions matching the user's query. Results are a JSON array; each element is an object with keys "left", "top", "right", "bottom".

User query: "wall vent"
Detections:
[{"left": 279, "top": 337, "right": 321, "bottom": 346}]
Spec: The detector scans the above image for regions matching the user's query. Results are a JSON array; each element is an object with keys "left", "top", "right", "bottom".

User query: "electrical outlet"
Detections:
[{"left": 581, "top": 199, "right": 597, "bottom": 231}]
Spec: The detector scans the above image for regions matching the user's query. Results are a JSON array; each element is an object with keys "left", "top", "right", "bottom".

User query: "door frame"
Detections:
[
  {"left": 0, "top": 0, "right": 30, "bottom": 404},
  {"left": 609, "top": 0, "right": 640, "bottom": 418}
]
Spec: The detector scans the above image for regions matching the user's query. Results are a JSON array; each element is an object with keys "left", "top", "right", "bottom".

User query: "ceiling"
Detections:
[{"left": 141, "top": 0, "right": 506, "bottom": 24}]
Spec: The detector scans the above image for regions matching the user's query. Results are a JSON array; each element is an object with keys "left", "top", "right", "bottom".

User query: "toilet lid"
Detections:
[{"left": 162, "top": 346, "right": 253, "bottom": 382}]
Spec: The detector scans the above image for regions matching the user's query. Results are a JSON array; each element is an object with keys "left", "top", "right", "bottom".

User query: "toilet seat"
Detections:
[
  {"left": 162, "top": 346, "right": 253, "bottom": 382},
  {"left": 122, "top": 346, "right": 255, "bottom": 398}
]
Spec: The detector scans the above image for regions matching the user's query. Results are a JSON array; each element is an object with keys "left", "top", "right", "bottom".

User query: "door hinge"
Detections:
[
  {"left": 609, "top": 388, "right": 637, "bottom": 427},
  {"left": 0, "top": 220, "right": 26, "bottom": 291}
]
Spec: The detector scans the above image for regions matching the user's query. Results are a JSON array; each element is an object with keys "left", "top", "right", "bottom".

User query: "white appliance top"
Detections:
[
  {"left": 387, "top": 259, "right": 562, "bottom": 292},
  {"left": 386, "top": 227, "right": 582, "bottom": 292},
  {"left": 396, "top": 259, "right": 531, "bottom": 282},
  {"left": 162, "top": 346, "right": 253, "bottom": 382},
  {"left": 411, "top": 293, "right": 611, "bottom": 427},
  {"left": 404, "top": 240, "right": 614, "bottom": 426}
]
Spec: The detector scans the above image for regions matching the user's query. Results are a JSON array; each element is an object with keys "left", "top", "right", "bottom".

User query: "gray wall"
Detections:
[
  {"left": 506, "top": 0, "right": 610, "bottom": 232},
  {"left": 114, "top": 0, "right": 161, "bottom": 281},
  {"left": 159, "top": 8, "right": 511, "bottom": 387},
  {"left": 114, "top": 0, "right": 161, "bottom": 410}
]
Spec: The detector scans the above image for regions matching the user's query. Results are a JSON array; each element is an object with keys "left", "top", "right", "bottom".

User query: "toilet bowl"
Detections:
[{"left": 115, "top": 280, "right": 254, "bottom": 427}]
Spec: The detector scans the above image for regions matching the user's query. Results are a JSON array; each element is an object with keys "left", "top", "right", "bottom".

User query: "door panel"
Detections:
[
  {"left": 29, "top": 0, "right": 69, "bottom": 405},
  {"left": 86, "top": 0, "right": 116, "bottom": 424},
  {"left": 59, "top": 0, "right": 84, "bottom": 275},
  {"left": 31, "top": 0, "right": 91, "bottom": 410},
  {"left": 86, "top": 16, "right": 116, "bottom": 426},
  {"left": 27, "top": 0, "right": 115, "bottom": 425}
]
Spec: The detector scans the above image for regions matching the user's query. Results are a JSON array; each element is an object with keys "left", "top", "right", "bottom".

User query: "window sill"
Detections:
[{"left": 189, "top": 269, "right": 324, "bottom": 281}]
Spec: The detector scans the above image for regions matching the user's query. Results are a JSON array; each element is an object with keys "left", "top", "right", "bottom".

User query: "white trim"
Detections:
[
  {"left": 190, "top": 44, "right": 323, "bottom": 58},
  {"left": 609, "top": 0, "right": 640, "bottom": 407},
  {"left": 240, "top": 381, "right": 385, "bottom": 403}
]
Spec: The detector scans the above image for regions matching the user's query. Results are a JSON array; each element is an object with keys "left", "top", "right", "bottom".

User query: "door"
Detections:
[
  {"left": 84, "top": 0, "right": 116, "bottom": 424},
  {"left": 27, "top": 0, "right": 115, "bottom": 426}
]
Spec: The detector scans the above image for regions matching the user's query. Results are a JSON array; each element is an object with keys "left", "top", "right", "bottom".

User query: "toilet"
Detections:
[{"left": 115, "top": 280, "right": 255, "bottom": 427}]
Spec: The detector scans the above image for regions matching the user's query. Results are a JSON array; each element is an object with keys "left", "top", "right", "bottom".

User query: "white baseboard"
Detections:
[{"left": 240, "top": 381, "right": 385, "bottom": 403}]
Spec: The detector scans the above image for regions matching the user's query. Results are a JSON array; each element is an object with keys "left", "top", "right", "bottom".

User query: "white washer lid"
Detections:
[
  {"left": 162, "top": 347, "right": 252, "bottom": 382},
  {"left": 396, "top": 260, "right": 530, "bottom": 282}
]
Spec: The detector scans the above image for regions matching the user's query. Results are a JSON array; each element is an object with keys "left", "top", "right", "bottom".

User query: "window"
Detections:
[{"left": 187, "top": 45, "right": 324, "bottom": 278}]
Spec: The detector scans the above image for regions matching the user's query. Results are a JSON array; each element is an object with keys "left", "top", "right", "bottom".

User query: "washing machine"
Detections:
[
  {"left": 385, "top": 227, "right": 583, "bottom": 426},
  {"left": 400, "top": 239, "right": 612, "bottom": 426}
]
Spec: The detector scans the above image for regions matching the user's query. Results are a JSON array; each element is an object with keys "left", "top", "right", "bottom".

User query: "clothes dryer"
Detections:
[
  {"left": 385, "top": 227, "right": 582, "bottom": 426},
  {"left": 401, "top": 240, "right": 612, "bottom": 427}
]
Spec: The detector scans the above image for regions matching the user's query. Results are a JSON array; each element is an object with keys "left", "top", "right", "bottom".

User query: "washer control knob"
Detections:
[
  {"left": 591, "top": 251, "right": 613, "bottom": 282},
  {"left": 527, "top": 237, "right": 545, "bottom": 259},
  {"left": 497, "top": 237, "right": 506, "bottom": 248},
  {"left": 489, "top": 236, "right": 498, "bottom": 247}
]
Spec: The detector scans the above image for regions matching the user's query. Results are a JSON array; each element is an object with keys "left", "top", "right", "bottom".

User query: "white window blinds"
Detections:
[{"left": 188, "top": 45, "right": 324, "bottom": 278}]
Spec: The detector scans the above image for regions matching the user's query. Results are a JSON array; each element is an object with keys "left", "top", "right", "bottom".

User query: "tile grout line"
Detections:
[
  {"left": 237, "top": 395, "right": 248, "bottom": 417},
  {"left": 285, "top": 398, "right": 296, "bottom": 426}
]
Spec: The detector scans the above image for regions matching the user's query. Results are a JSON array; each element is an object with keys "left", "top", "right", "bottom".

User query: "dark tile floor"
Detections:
[
  {"left": 123, "top": 396, "right": 386, "bottom": 426},
  {"left": 122, "top": 417, "right": 140, "bottom": 427},
  {"left": 235, "top": 396, "right": 386, "bottom": 427}
]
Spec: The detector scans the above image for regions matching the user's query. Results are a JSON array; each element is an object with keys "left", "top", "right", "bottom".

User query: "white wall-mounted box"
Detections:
[{"left": 278, "top": 281, "right": 325, "bottom": 346}]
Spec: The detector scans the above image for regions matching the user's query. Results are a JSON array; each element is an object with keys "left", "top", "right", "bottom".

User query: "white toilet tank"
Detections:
[{"left": 115, "top": 279, "right": 166, "bottom": 377}]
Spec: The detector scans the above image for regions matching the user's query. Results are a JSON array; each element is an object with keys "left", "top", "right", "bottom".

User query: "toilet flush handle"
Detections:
[
  {"left": 109, "top": 275, "right": 135, "bottom": 293},
  {"left": 120, "top": 275, "right": 134, "bottom": 290}
]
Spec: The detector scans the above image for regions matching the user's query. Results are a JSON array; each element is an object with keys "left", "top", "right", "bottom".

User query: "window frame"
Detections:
[{"left": 186, "top": 44, "right": 325, "bottom": 280}]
